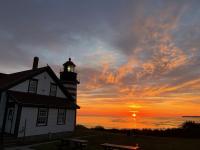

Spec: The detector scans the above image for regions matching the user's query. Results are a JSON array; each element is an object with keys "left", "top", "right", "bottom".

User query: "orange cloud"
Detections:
[{"left": 77, "top": 4, "right": 200, "bottom": 120}]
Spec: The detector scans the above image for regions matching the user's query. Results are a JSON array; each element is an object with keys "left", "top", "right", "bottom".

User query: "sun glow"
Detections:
[
  {"left": 128, "top": 104, "right": 142, "bottom": 109},
  {"left": 132, "top": 113, "right": 137, "bottom": 117},
  {"left": 130, "top": 110, "right": 138, "bottom": 118}
]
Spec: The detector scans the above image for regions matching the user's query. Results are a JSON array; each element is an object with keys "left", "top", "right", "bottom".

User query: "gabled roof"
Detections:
[
  {"left": 8, "top": 91, "right": 79, "bottom": 109},
  {"left": 0, "top": 67, "right": 47, "bottom": 90},
  {"left": 0, "top": 66, "right": 78, "bottom": 106}
]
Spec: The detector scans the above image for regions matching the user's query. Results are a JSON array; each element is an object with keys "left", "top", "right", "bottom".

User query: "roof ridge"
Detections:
[
  {"left": 0, "top": 66, "right": 48, "bottom": 90},
  {"left": 8, "top": 66, "right": 48, "bottom": 76}
]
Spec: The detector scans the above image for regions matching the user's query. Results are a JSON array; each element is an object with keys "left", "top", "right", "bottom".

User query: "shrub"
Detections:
[
  {"left": 181, "top": 121, "right": 200, "bottom": 129},
  {"left": 76, "top": 124, "right": 88, "bottom": 130},
  {"left": 92, "top": 126, "right": 105, "bottom": 131}
]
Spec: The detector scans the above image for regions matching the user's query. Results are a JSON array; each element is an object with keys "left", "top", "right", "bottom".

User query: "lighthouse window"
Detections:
[
  {"left": 49, "top": 83, "right": 57, "bottom": 96},
  {"left": 67, "top": 66, "right": 71, "bottom": 72},
  {"left": 67, "top": 65, "right": 74, "bottom": 72}
]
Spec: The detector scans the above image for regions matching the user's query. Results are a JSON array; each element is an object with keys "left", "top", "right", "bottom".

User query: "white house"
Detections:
[{"left": 0, "top": 57, "right": 80, "bottom": 137}]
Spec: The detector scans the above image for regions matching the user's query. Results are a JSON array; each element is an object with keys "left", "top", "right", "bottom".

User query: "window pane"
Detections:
[
  {"left": 57, "top": 109, "right": 66, "bottom": 125},
  {"left": 37, "top": 108, "right": 48, "bottom": 126},
  {"left": 50, "top": 84, "right": 57, "bottom": 96},
  {"left": 29, "top": 80, "right": 37, "bottom": 93},
  {"left": 8, "top": 109, "right": 14, "bottom": 120}
]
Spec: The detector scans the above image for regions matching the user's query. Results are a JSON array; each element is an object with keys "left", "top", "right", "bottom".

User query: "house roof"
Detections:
[
  {"left": 0, "top": 66, "right": 79, "bottom": 108},
  {"left": 8, "top": 91, "right": 80, "bottom": 109},
  {"left": 0, "top": 67, "right": 47, "bottom": 91}
]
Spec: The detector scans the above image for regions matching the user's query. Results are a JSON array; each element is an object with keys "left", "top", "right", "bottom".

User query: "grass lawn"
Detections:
[{"left": 32, "top": 128, "right": 200, "bottom": 150}]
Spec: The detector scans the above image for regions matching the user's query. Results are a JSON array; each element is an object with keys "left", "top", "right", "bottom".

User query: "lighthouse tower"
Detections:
[{"left": 60, "top": 58, "right": 79, "bottom": 102}]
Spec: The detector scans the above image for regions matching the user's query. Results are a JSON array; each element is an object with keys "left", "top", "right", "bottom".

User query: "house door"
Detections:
[{"left": 4, "top": 108, "right": 14, "bottom": 134}]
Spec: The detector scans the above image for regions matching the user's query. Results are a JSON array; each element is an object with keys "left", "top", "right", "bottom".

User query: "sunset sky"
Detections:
[{"left": 0, "top": 0, "right": 200, "bottom": 118}]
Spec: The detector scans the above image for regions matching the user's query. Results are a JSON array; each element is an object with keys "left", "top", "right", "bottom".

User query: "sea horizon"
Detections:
[{"left": 77, "top": 115, "right": 200, "bottom": 129}]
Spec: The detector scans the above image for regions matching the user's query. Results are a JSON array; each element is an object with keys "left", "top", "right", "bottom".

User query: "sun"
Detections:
[
  {"left": 129, "top": 110, "right": 138, "bottom": 118},
  {"left": 132, "top": 113, "right": 137, "bottom": 117}
]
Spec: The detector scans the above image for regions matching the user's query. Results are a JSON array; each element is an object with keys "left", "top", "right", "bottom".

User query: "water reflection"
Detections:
[{"left": 77, "top": 115, "right": 200, "bottom": 129}]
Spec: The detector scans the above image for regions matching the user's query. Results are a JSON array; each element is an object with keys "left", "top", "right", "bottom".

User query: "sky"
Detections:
[{"left": 0, "top": 0, "right": 200, "bottom": 118}]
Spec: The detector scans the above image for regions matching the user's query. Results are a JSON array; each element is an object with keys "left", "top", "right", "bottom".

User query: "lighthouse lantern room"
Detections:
[{"left": 60, "top": 58, "right": 79, "bottom": 102}]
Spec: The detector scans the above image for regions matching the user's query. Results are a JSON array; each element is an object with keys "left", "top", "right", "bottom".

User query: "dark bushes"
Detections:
[
  {"left": 85, "top": 121, "right": 200, "bottom": 138},
  {"left": 181, "top": 121, "right": 200, "bottom": 129}
]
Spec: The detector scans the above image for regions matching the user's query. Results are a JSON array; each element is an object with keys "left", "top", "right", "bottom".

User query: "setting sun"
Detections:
[
  {"left": 132, "top": 113, "right": 137, "bottom": 118},
  {"left": 130, "top": 110, "right": 138, "bottom": 118}
]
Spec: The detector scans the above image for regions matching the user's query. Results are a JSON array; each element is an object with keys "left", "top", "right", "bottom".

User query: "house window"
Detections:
[
  {"left": 49, "top": 83, "right": 57, "bottom": 96},
  {"left": 57, "top": 109, "right": 66, "bottom": 125},
  {"left": 28, "top": 79, "right": 38, "bottom": 93},
  {"left": 36, "top": 108, "right": 48, "bottom": 126},
  {"left": 8, "top": 109, "right": 14, "bottom": 120}
]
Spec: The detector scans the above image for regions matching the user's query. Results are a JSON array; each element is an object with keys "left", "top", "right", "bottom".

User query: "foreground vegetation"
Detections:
[
  {"left": 92, "top": 121, "right": 200, "bottom": 138},
  {"left": 33, "top": 121, "right": 200, "bottom": 150}
]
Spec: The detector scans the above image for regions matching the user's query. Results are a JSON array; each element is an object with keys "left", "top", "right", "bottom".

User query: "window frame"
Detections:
[
  {"left": 36, "top": 108, "right": 49, "bottom": 127},
  {"left": 49, "top": 83, "right": 57, "bottom": 97},
  {"left": 67, "top": 65, "right": 75, "bottom": 72},
  {"left": 57, "top": 109, "right": 66, "bottom": 125},
  {"left": 7, "top": 108, "right": 14, "bottom": 121},
  {"left": 28, "top": 79, "right": 38, "bottom": 94}
]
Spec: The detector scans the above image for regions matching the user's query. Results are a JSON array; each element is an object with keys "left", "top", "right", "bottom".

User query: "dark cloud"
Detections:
[{"left": 0, "top": 0, "right": 129, "bottom": 68}]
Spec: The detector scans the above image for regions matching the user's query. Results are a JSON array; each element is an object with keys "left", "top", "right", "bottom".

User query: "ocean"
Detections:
[{"left": 77, "top": 115, "right": 200, "bottom": 129}]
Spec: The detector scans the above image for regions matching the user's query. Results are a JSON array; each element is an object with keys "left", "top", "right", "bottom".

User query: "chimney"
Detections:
[{"left": 32, "top": 57, "right": 39, "bottom": 70}]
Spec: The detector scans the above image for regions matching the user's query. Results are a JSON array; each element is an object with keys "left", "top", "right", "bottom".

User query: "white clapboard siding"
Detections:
[
  {"left": 10, "top": 72, "right": 66, "bottom": 98},
  {"left": 18, "top": 107, "right": 75, "bottom": 137}
]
